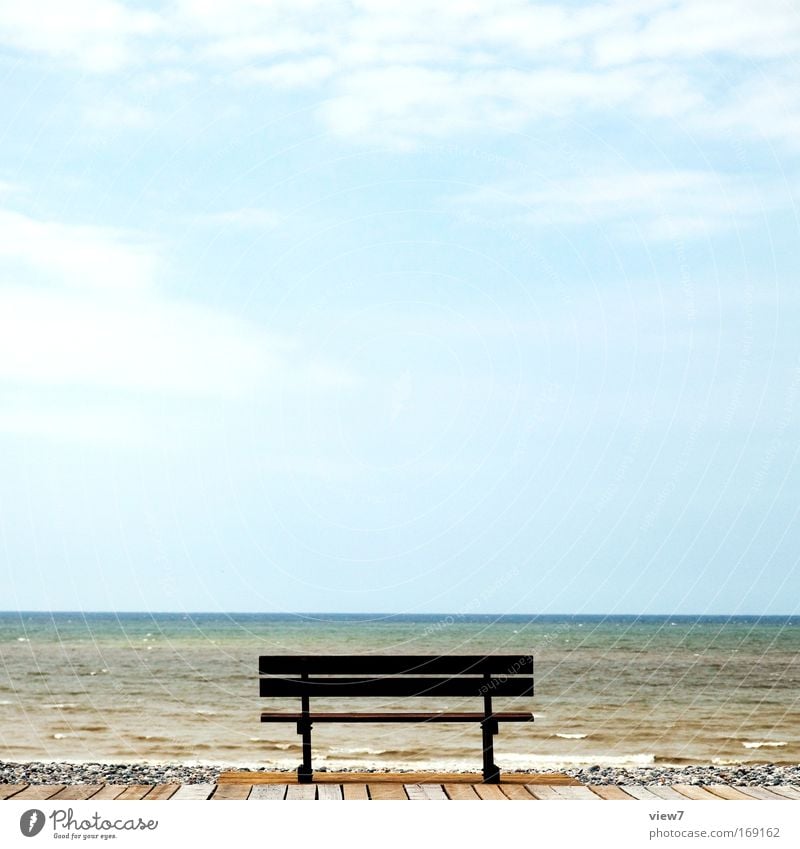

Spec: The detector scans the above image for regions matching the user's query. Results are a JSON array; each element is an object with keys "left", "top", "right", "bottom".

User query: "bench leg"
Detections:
[
  {"left": 481, "top": 719, "right": 500, "bottom": 784},
  {"left": 297, "top": 719, "right": 313, "bottom": 784}
]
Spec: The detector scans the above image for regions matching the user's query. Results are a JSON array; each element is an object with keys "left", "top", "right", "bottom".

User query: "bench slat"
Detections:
[
  {"left": 260, "top": 676, "right": 533, "bottom": 698},
  {"left": 259, "top": 655, "right": 532, "bottom": 676},
  {"left": 260, "top": 711, "right": 533, "bottom": 723}
]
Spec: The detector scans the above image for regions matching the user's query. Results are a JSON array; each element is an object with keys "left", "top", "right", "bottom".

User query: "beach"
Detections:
[{"left": 2, "top": 613, "right": 798, "bottom": 778}]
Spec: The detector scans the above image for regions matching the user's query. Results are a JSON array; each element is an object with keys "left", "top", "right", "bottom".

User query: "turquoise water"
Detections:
[{"left": 0, "top": 613, "right": 798, "bottom": 769}]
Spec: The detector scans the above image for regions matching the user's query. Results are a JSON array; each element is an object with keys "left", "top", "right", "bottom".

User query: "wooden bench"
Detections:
[{"left": 259, "top": 654, "right": 534, "bottom": 784}]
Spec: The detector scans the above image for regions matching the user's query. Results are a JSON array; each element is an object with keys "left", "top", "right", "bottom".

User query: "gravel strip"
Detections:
[
  {"left": 2, "top": 761, "right": 799, "bottom": 786},
  {"left": 567, "top": 764, "right": 800, "bottom": 786}
]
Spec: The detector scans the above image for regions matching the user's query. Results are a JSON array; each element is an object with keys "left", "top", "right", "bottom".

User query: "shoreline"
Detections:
[{"left": 2, "top": 760, "right": 798, "bottom": 787}]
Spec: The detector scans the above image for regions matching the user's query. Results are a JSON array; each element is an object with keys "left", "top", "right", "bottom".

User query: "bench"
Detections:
[{"left": 258, "top": 654, "right": 534, "bottom": 784}]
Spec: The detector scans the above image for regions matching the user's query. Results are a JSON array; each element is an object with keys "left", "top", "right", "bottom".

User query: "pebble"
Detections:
[{"left": 1, "top": 760, "right": 798, "bottom": 786}]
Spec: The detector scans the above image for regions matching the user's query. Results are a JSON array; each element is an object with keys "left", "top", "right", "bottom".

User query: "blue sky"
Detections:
[{"left": 1, "top": 0, "right": 799, "bottom": 614}]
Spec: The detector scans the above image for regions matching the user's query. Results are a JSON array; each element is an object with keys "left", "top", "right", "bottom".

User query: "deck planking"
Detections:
[
  {"left": 704, "top": 785, "right": 757, "bottom": 800},
  {"left": 1, "top": 782, "right": 798, "bottom": 801},
  {"left": 343, "top": 783, "right": 369, "bottom": 800},
  {"left": 588, "top": 785, "right": 634, "bottom": 800},
  {"left": 90, "top": 785, "right": 129, "bottom": 800},
  {"left": 499, "top": 785, "right": 535, "bottom": 800},
  {"left": 170, "top": 784, "right": 215, "bottom": 800},
  {"left": 443, "top": 783, "right": 480, "bottom": 800},
  {"left": 0, "top": 784, "right": 28, "bottom": 800},
  {"left": 671, "top": 784, "right": 723, "bottom": 800},
  {"left": 218, "top": 770, "right": 579, "bottom": 785},
  {"left": 733, "top": 786, "right": 792, "bottom": 800},
  {"left": 50, "top": 785, "right": 103, "bottom": 801},
  {"left": 11, "top": 785, "right": 66, "bottom": 800}
]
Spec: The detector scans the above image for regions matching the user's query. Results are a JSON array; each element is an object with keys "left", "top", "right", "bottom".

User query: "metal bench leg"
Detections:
[
  {"left": 297, "top": 719, "right": 313, "bottom": 783},
  {"left": 481, "top": 718, "right": 500, "bottom": 783},
  {"left": 297, "top": 684, "right": 313, "bottom": 784},
  {"left": 481, "top": 675, "right": 501, "bottom": 783}
]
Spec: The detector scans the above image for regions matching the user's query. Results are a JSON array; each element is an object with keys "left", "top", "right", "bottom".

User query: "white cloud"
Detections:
[
  {"left": 457, "top": 169, "right": 784, "bottom": 239},
  {"left": 236, "top": 57, "right": 335, "bottom": 88},
  {"left": 0, "top": 205, "right": 358, "bottom": 441},
  {"left": 321, "top": 65, "right": 642, "bottom": 145},
  {"left": 0, "top": 0, "right": 797, "bottom": 148},
  {"left": 0, "top": 207, "right": 159, "bottom": 292},
  {"left": 594, "top": 0, "right": 800, "bottom": 66},
  {"left": 0, "top": 286, "right": 272, "bottom": 396},
  {"left": 696, "top": 75, "right": 800, "bottom": 150},
  {"left": 0, "top": 0, "right": 160, "bottom": 71}
]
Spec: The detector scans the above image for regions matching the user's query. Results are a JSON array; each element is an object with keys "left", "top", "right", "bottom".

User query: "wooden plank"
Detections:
[
  {"left": 553, "top": 785, "right": 601, "bottom": 800},
  {"left": 249, "top": 784, "right": 287, "bottom": 800},
  {"left": 260, "top": 676, "right": 533, "bottom": 698},
  {"left": 444, "top": 784, "right": 480, "bottom": 800},
  {"left": 286, "top": 785, "right": 316, "bottom": 800},
  {"left": 218, "top": 770, "right": 575, "bottom": 784},
  {"left": 670, "top": 784, "right": 723, "bottom": 800},
  {"left": 145, "top": 784, "right": 180, "bottom": 800},
  {"left": 472, "top": 784, "right": 508, "bottom": 800},
  {"left": 367, "top": 783, "right": 408, "bottom": 800},
  {"left": 116, "top": 785, "right": 155, "bottom": 800},
  {"left": 732, "top": 786, "right": 791, "bottom": 800},
  {"left": 499, "top": 785, "right": 535, "bottom": 800},
  {"left": 405, "top": 784, "right": 431, "bottom": 800},
  {"left": 50, "top": 785, "right": 103, "bottom": 800},
  {"left": 0, "top": 784, "right": 28, "bottom": 800},
  {"left": 261, "top": 711, "right": 533, "bottom": 723},
  {"left": 703, "top": 785, "right": 757, "bottom": 800},
  {"left": 211, "top": 784, "right": 252, "bottom": 800},
  {"left": 770, "top": 786, "right": 800, "bottom": 800},
  {"left": 317, "top": 784, "right": 344, "bottom": 800},
  {"left": 170, "top": 784, "right": 215, "bottom": 800},
  {"left": 522, "top": 773, "right": 579, "bottom": 785},
  {"left": 525, "top": 785, "right": 562, "bottom": 800},
  {"left": 343, "top": 784, "right": 369, "bottom": 800},
  {"left": 90, "top": 785, "right": 128, "bottom": 800},
  {"left": 620, "top": 785, "right": 661, "bottom": 800},
  {"left": 420, "top": 784, "right": 448, "bottom": 800},
  {"left": 11, "top": 785, "right": 66, "bottom": 800},
  {"left": 260, "top": 655, "right": 533, "bottom": 676},
  {"left": 588, "top": 785, "right": 634, "bottom": 800},
  {"left": 647, "top": 786, "right": 696, "bottom": 800}
]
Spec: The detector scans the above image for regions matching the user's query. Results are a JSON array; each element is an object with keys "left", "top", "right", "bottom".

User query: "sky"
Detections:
[{"left": 0, "top": 0, "right": 799, "bottom": 615}]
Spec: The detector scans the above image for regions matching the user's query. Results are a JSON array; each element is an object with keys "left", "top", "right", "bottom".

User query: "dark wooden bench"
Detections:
[{"left": 258, "top": 654, "right": 534, "bottom": 784}]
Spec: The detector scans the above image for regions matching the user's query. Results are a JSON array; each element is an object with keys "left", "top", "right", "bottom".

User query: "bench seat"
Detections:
[
  {"left": 258, "top": 654, "right": 534, "bottom": 783},
  {"left": 261, "top": 711, "right": 534, "bottom": 723}
]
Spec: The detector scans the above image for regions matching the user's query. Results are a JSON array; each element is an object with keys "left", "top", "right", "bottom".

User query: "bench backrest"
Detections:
[{"left": 259, "top": 655, "right": 533, "bottom": 699}]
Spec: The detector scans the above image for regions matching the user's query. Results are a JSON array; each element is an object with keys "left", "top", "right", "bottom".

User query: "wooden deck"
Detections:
[{"left": 2, "top": 780, "right": 798, "bottom": 801}]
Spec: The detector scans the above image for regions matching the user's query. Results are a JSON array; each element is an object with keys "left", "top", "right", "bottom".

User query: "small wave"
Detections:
[
  {"left": 193, "top": 709, "right": 217, "bottom": 716},
  {"left": 555, "top": 733, "right": 589, "bottom": 740},
  {"left": 16, "top": 637, "right": 29, "bottom": 642},
  {"left": 741, "top": 741, "right": 787, "bottom": 749},
  {"left": 0, "top": 700, "right": 14, "bottom": 705},
  {"left": 42, "top": 703, "right": 79, "bottom": 710},
  {"left": 329, "top": 747, "right": 389, "bottom": 756},
  {"left": 52, "top": 733, "right": 78, "bottom": 740}
]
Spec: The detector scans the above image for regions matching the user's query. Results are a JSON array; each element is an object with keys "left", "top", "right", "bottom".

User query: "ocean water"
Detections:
[{"left": 0, "top": 613, "right": 798, "bottom": 770}]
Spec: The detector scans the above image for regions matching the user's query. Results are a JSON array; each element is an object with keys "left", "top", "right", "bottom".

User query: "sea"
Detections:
[{"left": 0, "top": 613, "right": 797, "bottom": 771}]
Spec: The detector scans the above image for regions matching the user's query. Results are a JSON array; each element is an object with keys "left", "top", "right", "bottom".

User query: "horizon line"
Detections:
[{"left": 2, "top": 610, "right": 798, "bottom": 618}]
